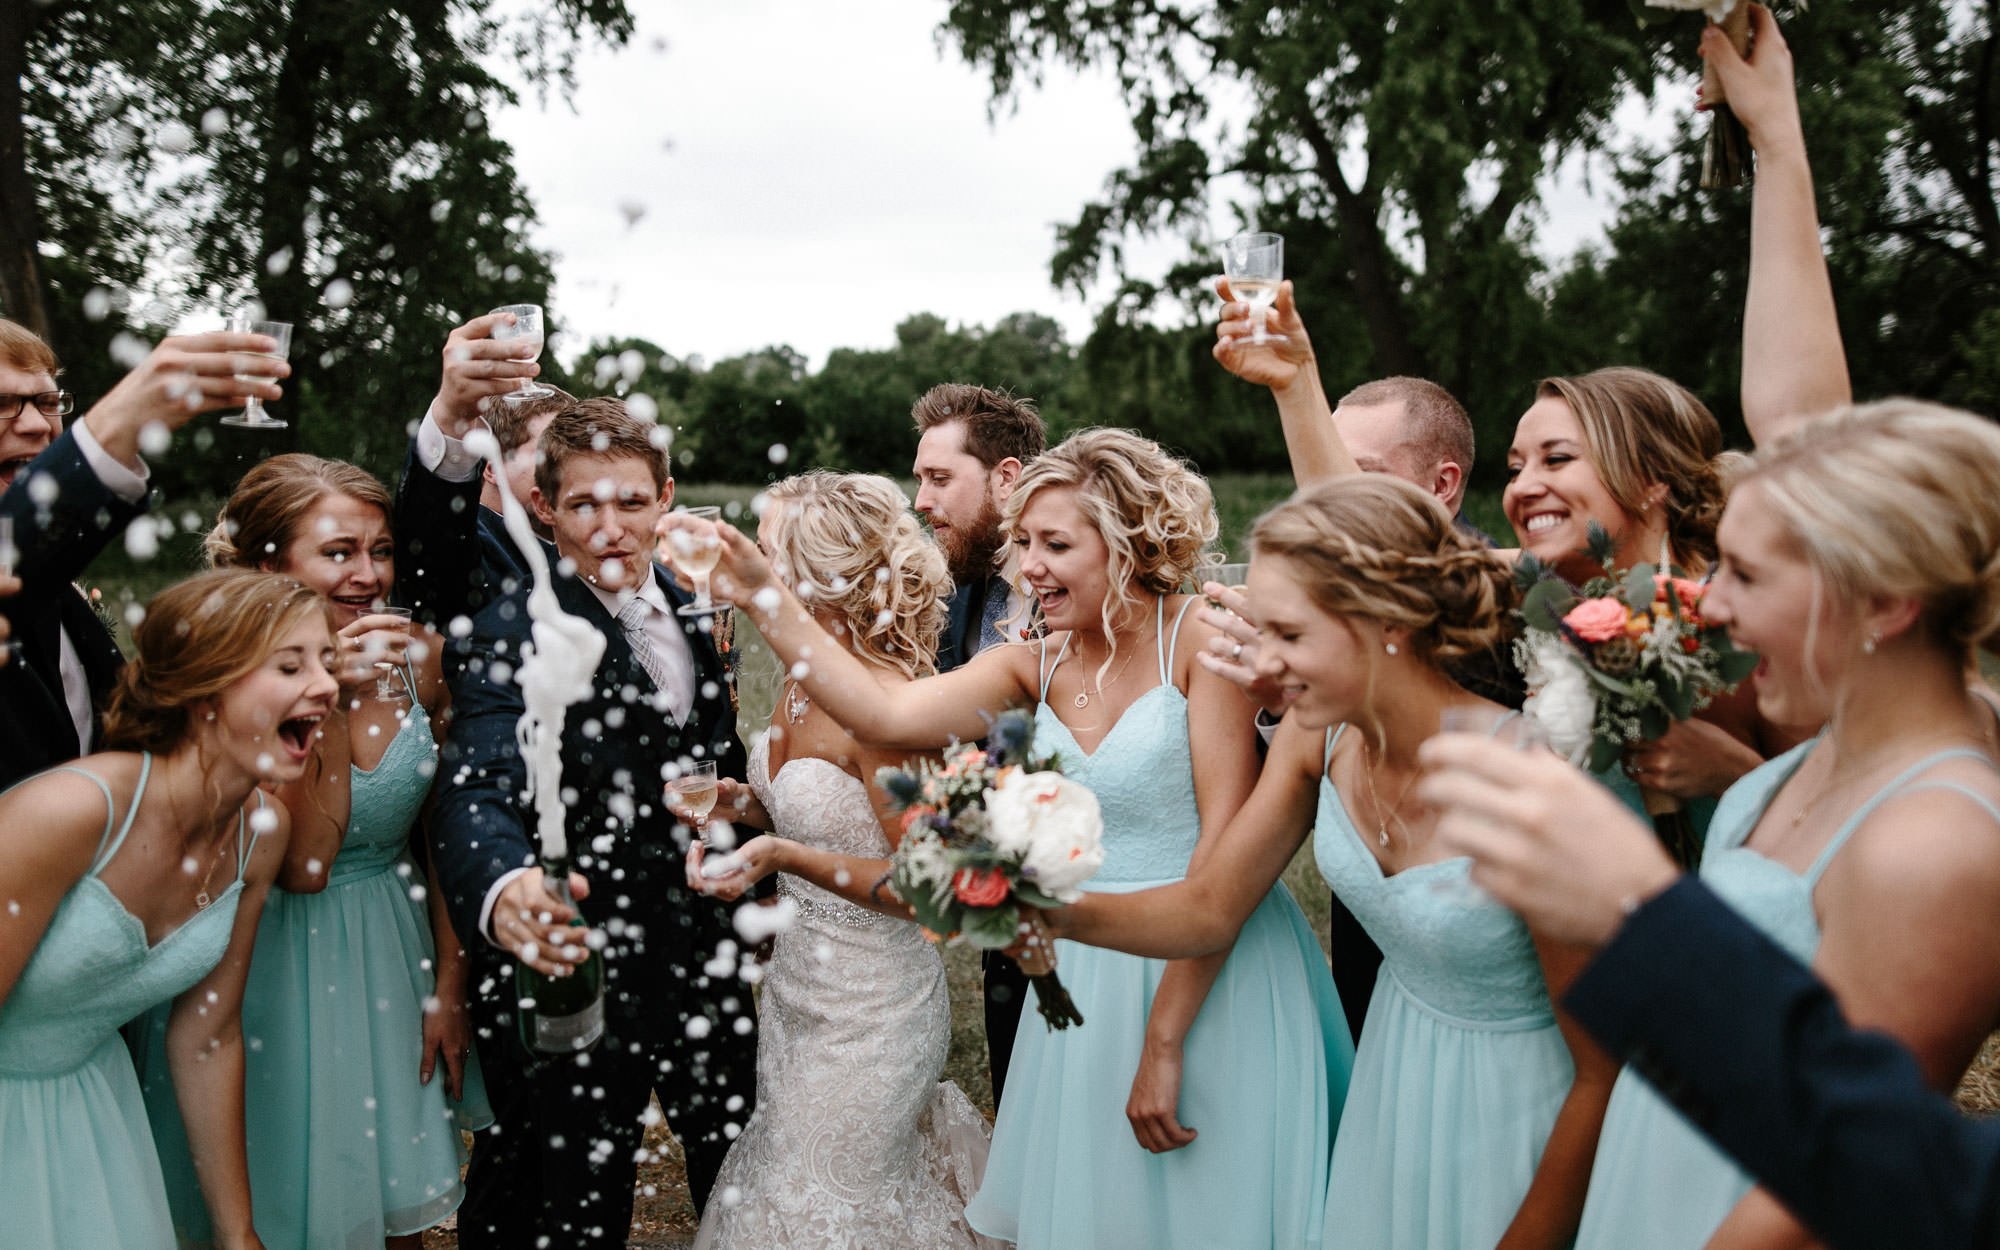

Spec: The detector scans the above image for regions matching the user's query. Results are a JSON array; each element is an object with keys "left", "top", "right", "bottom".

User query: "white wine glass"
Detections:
[
  {"left": 666, "top": 506, "right": 725, "bottom": 617},
  {"left": 666, "top": 760, "right": 720, "bottom": 831},
  {"left": 490, "top": 303, "right": 553, "bottom": 402},
  {"left": 1221, "top": 232, "right": 1287, "bottom": 346},
  {"left": 220, "top": 316, "right": 293, "bottom": 428}
]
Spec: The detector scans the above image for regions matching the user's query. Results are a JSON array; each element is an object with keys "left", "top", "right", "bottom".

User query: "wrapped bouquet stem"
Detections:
[
  {"left": 877, "top": 709, "right": 1103, "bottom": 1030},
  {"left": 1639, "top": 0, "right": 1759, "bottom": 188}
]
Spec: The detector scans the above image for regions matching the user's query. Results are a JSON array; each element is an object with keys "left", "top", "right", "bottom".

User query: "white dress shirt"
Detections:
[{"left": 60, "top": 421, "right": 149, "bottom": 753}]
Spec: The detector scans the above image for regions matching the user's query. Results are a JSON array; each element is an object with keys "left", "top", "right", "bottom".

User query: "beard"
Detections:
[{"left": 938, "top": 495, "right": 1006, "bottom": 586}]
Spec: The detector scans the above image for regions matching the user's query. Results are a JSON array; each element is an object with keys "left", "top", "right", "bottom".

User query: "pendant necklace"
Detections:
[
  {"left": 1360, "top": 740, "right": 1422, "bottom": 848},
  {"left": 1072, "top": 643, "right": 1138, "bottom": 709},
  {"left": 785, "top": 679, "right": 811, "bottom": 725}
]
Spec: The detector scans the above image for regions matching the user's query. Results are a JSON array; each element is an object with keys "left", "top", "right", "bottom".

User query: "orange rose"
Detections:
[
  {"left": 899, "top": 805, "right": 936, "bottom": 834},
  {"left": 1563, "top": 597, "right": 1629, "bottom": 643},
  {"left": 952, "top": 866, "right": 1011, "bottom": 908}
]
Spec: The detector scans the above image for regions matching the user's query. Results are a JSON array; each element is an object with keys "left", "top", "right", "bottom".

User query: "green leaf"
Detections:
[
  {"left": 1588, "top": 735, "right": 1625, "bottom": 773},
  {"left": 960, "top": 901, "right": 1022, "bottom": 950},
  {"left": 1522, "top": 578, "right": 1576, "bottom": 633},
  {"left": 1013, "top": 883, "right": 1066, "bottom": 910},
  {"left": 1582, "top": 666, "right": 1637, "bottom": 698},
  {"left": 1624, "top": 564, "right": 1657, "bottom": 609}
]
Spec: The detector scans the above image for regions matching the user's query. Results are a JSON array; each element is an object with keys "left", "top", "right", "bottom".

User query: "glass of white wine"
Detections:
[
  {"left": 665, "top": 505, "right": 725, "bottom": 617},
  {"left": 220, "top": 315, "right": 293, "bottom": 428},
  {"left": 368, "top": 606, "right": 415, "bottom": 704},
  {"left": 490, "top": 303, "right": 553, "bottom": 402},
  {"left": 1221, "top": 232, "right": 1287, "bottom": 346},
  {"left": 666, "top": 760, "right": 720, "bottom": 830}
]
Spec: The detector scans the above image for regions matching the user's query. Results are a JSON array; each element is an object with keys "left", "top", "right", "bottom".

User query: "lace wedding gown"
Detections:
[{"left": 693, "top": 736, "right": 1001, "bottom": 1250}]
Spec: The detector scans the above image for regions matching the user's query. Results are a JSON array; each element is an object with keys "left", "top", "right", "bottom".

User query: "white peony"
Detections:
[
  {"left": 984, "top": 770, "right": 1105, "bottom": 903},
  {"left": 1518, "top": 635, "right": 1597, "bottom": 765}
]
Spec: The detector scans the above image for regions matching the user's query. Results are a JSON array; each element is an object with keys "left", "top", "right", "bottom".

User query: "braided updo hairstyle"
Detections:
[
  {"left": 1737, "top": 400, "right": 2000, "bottom": 668},
  {"left": 762, "top": 471, "right": 949, "bottom": 679},
  {"left": 100, "top": 570, "right": 332, "bottom": 753},
  {"left": 1252, "top": 475, "right": 1517, "bottom": 665}
]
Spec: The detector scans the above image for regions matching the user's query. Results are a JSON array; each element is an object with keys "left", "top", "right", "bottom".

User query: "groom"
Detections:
[{"left": 431, "top": 397, "right": 755, "bottom": 1249}]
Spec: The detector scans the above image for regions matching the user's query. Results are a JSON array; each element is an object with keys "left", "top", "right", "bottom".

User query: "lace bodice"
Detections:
[
  {"left": 1314, "top": 728, "right": 1551, "bottom": 1027},
  {"left": 749, "top": 737, "right": 906, "bottom": 933},
  {"left": 331, "top": 675, "right": 437, "bottom": 885},
  {"left": 1032, "top": 598, "right": 1202, "bottom": 889},
  {"left": 0, "top": 756, "right": 259, "bottom": 1077}
]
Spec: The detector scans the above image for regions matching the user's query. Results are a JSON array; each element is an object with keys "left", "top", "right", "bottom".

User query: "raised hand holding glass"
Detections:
[
  {"left": 490, "top": 304, "right": 553, "bottom": 402},
  {"left": 220, "top": 316, "right": 293, "bottom": 428}
]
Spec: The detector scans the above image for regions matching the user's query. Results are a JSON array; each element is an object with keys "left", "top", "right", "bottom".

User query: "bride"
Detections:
[{"left": 683, "top": 471, "right": 999, "bottom": 1250}]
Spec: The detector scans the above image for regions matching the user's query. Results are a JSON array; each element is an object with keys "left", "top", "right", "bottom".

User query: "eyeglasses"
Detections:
[{"left": 0, "top": 391, "right": 74, "bottom": 423}]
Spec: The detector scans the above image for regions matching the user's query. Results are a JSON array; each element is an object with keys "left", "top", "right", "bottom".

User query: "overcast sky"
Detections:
[{"left": 492, "top": 0, "right": 1676, "bottom": 372}]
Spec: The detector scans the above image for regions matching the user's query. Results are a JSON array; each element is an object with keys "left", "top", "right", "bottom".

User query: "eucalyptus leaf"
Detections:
[{"left": 961, "top": 901, "right": 1022, "bottom": 950}]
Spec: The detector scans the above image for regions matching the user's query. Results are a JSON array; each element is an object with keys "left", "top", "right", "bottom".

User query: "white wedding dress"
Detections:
[{"left": 693, "top": 737, "right": 1001, "bottom": 1250}]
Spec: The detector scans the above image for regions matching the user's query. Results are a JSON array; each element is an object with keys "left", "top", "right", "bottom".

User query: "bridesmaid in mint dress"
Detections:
[
  {"left": 1571, "top": 401, "right": 2000, "bottom": 1248},
  {"left": 0, "top": 570, "right": 333, "bottom": 1250},
  {"left": 689, "top": 430, "right": 1349, "bottom": 1249},
  {"left": 1047, "top": 475, "right": 1620, "bottom": 1250},
  {"left": 137, "top": 456, "right": 487, "bottom": 1250}
]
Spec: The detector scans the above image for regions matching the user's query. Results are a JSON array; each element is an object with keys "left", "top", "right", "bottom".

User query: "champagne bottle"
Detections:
[{"left": 513, "top": 856, "right": 606, "bottom": 1056}]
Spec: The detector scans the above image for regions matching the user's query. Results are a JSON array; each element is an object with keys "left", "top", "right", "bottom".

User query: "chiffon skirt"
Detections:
[{"left": 966, "top": 882, "right": 1351, "bottom": 1250}]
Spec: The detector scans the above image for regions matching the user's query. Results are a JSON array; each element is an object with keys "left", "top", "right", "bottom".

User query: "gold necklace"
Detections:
[
  {"left": 1360, "top": 740, "right": 1423, "bottom": 848},
  {"left": 1071, "top": 640, "right": 1139, "bottom": 709}
]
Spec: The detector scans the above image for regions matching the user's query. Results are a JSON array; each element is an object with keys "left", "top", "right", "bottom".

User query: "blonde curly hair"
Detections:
[
  {"left": 763, "top": 471, "right": 948, "bottom": 679},
  {"left": 1252, "top": 475, "right": 1516, "bottom": 664},
  {"left": 1004, "top": 427, "right": 1219, "bottom": 683}
]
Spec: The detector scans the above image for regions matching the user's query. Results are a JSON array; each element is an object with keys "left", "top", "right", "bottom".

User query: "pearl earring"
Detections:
[
  {"left": 1385, "top": 643, "right": 1399, "bottom": 656},
  {"left": 1863, "top": 632, "right": 1880, "bottom": 655}
]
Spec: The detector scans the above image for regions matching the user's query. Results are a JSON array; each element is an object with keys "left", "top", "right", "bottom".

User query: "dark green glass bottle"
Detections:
[{"left": 513, "top": 855, "right": 606, "bottom": 1056}]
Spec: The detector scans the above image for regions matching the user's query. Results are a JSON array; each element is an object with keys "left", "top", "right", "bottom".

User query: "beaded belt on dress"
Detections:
[{"left": 777, "top": 877, "right": 896, "bottom": 930}]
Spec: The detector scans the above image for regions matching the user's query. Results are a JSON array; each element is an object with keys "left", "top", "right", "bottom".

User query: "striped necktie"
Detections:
[{"left": 616, "top": 595, "right": 674, "bottom": 696}]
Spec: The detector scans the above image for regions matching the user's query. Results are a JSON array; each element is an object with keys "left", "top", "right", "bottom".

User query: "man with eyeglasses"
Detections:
[{"left": 0, "top": 316, "right": 288, "bottom": 790}]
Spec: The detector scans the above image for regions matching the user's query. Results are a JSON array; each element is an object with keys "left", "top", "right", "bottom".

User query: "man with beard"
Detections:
[{"left": 910, "top": 382, "right": 1044, "bottom": 1104}]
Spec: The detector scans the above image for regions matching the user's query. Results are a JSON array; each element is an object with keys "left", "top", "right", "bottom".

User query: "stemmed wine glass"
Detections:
[
  {"left": 664, "top": 506, "right": 725, "bottom": 617},
  {"left": 1221, "top": 232, "right": 1287, "bottom": 347},
  {"left": 220, "top": 315, "right": 294, "bottom": 428},
  {"left": 490, "top": 304, "right": 553, "bottom": 403},
  {"left": 666, "top": 760, "right": 720, "bottom": 831}
]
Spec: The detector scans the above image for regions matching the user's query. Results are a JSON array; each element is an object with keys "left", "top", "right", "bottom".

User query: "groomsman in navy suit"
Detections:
[
  {"left": 910, "top": 382, "right": 1044, "bottom": 1102},
  {"left": 429, "top": 398, "right": 755, "bottom": 1250},
  {"left": 0, "top": 317, "right": 286, "bottom": 790}
]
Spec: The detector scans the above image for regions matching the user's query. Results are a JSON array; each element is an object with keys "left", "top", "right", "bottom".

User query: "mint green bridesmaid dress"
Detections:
[{"left": 0, "top": 755, "right": 259, "bottom": 1250}]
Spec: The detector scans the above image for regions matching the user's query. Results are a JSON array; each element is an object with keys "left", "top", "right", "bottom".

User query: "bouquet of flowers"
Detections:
[
  {"left": 877, "top": 708, "right": 1103, "bottom": 1030},
  {"left": 1514, "top": 524, "right": 1758, "bottom": 867}
]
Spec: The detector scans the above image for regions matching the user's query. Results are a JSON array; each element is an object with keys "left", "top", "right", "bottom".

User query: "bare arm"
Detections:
[
  {"left": 1495, "top": 935, "right": 1621, "bottom": 1250},
  {"left": 170, "top": 797, "right": 291, "bottom": 1250},
  {"left": 1211, "top": 278, "right": 1359, "bottom": 487},
  {"left": 1126, "top": 616, "right": 1263, "bottom": 1152},
  {"left": 684, "top": 514, "right": 1035, "bottom": 747},
  {"left": 0, "top": 771, "right": 106, "bottom": 1007},
  {"left": 1715, "top": 5, "right": 1851, "bottom": 445},
  {"left": 1052, "top": 714, "right": 1323, "bottom": 958}
]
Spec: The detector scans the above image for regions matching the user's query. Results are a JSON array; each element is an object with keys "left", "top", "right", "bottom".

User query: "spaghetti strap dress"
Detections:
[
  {"left": 0, "top": 755, "right": 261, "bottom": 1250},
  {"left": 965, "top": 598, "right": 1352, "bottom": 1250},
  {"left": 136, "top": 670, "right": 491, "bottom": 1248},
  {"left": 1315, "top": 721, "right": 1577, "bottom": 1249},
  {"left": 1574, "top": 741, "right": 2000, "bottom": 1248}
]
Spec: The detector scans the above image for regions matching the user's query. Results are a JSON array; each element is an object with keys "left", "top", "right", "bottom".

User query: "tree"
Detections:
[
  {"left": 1548, "top": 2, "right": 2000, "bottom": 441},
  {"left": 939, "top": 0, "right": 1676, "bottom": 439},
  {"left": 9, "top": 0, "right": 631, "bottom": 493}
]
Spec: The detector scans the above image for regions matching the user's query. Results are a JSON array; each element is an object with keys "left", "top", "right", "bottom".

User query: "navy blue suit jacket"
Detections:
[
  {"left": 1567, "top": 877, "right": 2000, "bottom": 1250},
  {"left": 429, "top": 565, "right": 748, "bottom": 1007},
  {"left": 0, "top": 429, "right": 143, "bottom": 790}
]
